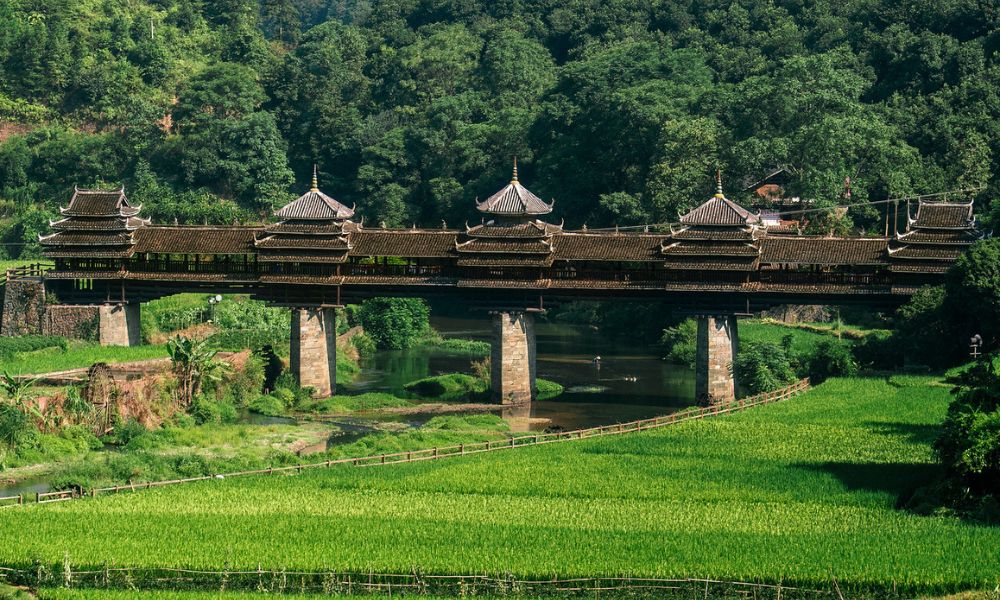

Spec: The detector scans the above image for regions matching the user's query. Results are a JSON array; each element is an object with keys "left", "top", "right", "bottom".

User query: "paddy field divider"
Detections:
[{"left": 4, "top": 378, "right": 810, "bottom": 507}]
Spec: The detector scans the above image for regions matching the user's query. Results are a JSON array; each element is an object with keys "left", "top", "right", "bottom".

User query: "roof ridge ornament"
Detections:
[
  {"left": 311, "top": 164, "right": 319, "bottom": 193},
  {"left": 714, "top": 169, "right": 724, "bottom": 199},
  {"left": 511, "top": 156, "right": 518, "bottom": 184}
]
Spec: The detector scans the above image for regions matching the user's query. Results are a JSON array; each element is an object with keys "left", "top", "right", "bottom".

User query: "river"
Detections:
[{"left": 345, "top": 316, "right": 695, "bottom": 432}]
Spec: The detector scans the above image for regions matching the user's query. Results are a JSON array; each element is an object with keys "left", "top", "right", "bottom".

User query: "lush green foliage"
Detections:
[
  {"left": 166, "top": 336, "right": 225, "bottom": 406},
  {"left": 403, "top": 373, "right": 485, "bottom": 400},
  {"left": 804, "top": 340, "right": 859, "bottom": 383},
  {"left": 897, "top": 238, "right": 1000, "bottom": 367},
  {"left": 946, "top": 238, "right": 1000, "bottom": 353},
  {"left": 37, "top": 591, "right": 347, "bottom": 599},
  {"left": 0, "top": 335, "right": 67, "bottom": 360},
  {"left": 734, "top": 342, "right": 797, "bottom": 394},
  {"left": 0, "top": 378, "right": 996, "bottom": 591},
  {"left": 356, "top": 298, "right": 430, "bottom": 350},
  {"left": 935, "top": 358, "right": 1000, "bottom": 514},
  {"left": 0, "top": 0, "right": 996, "bottom": 257}
]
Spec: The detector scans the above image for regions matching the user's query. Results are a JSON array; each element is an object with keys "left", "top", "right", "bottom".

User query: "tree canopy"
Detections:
[{"left": 0, "top": 0, "right": 996, "bottom": 257}]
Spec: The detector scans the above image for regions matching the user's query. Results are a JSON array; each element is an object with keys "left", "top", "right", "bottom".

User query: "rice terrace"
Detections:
[{"left": 0, "top": 0, "right": 999, "bottom": 599}]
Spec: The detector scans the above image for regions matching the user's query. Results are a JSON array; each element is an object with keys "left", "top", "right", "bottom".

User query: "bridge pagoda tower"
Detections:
[
  {"left": 671, "top": 172, "right": 763, "bottom": 404},
  {"left": 38, "top": 188, "right": 148, "bottom": 346},
  {"left": 257, "top": 168, "right": 357, "bottom": 397},
  {"left": 459, "top": 159, "right": 559, "bottom": 404}
]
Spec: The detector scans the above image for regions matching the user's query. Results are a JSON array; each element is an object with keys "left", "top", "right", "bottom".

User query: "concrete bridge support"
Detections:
[
  {"left": 491, "top": 310, "right": 536, "bottom": 404},
  {"left": 695, "top": 314, "right": 739, "bottom": 404},
  {"left": 290, "top": 307, "right": 337, "bottom": 398},
  {"left": 98, "top": 304, "right": 141, "bottom": 346}
]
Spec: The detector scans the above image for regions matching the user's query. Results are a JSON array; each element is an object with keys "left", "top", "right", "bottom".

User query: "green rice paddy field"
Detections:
[{"left": 2, "top": 376, "right": 999, "bottom": 594}]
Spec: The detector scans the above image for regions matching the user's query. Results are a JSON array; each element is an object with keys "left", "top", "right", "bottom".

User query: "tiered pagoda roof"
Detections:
[
  {"left": 456, "top": 160, "right": 561, "bottom": 267},
  {"left": 40, "top": 188, "right": 148, "bottom": 258},
  {"left": 888, "top": 199, "right": 982, "bottom": 273},
  {"left": 254, "top": 167, "right": 359, "bottom": 263},
  {"left": 661, "top": 173, "right": 763, "bottom": 271}
]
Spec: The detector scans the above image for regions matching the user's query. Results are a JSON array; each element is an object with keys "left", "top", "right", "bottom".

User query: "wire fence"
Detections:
[
  {"left": 0, "top": 565, "right": 849, "bottom": 599},
  {"left": 2, "top": 379, "right": 810, "bottom": 508}
]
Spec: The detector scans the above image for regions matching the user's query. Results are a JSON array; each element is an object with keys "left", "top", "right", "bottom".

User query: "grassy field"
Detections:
[
  {"left": 1, "top": 343, "right": 168, "bottom": 374},
  {"left": 741, "top": 320, "right": 837, "bottom": 354},
  {"left": 1, "top": 375, "right": 997, "bottom": 594}
]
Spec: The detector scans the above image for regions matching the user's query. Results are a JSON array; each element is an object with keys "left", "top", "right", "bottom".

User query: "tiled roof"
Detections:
[
  {"left": 133, "top": 227, "right": 258, "bottom": 254},
  {"left": 49, "top": 216, "right": 148, "bottom": 231},
  {"left": 909, "top": 201, "right": 974, "bottom": 229},
  {"left": 264, "top": 221, "right": 358, "bottom": 235},
  {"left": 679, "top": 195, "right": 760, "bottom": 226},
  {"left": 456, "top": 256, "right": 554, "bottom": 267},
  {"left": 661, "top": 257, "right": 759, "bottom": 271},
  {"left": 273, "top": 189, "right": 354, "bottom": 220},
  {"left": 889, "top": 263, "right": 951, "bottom": 274},
  {"left": 349, "top": 231, "right": 457, "bottom": 258},
  {"left": 258, "top": 253, "right": 349, "bottom": 264},
  {"left": 661, "top": 241, "right": 759, "bottom": 257},
  {"left": 895, "top": 229, "right": 981, "bottom": 244},
  {"left": 255, "top": 236, "right": 351, "bottom": 250},
  {"left": 553, "top": 234, "right": 663, "bottom": 261},
  {"left": 760, "top": 237, "right": 888, "bottom": 265},
  {"left": 888, "top": 246, "right": 965, "bottom": 260},
  {"left": 60, "top": 188, "right": 140, "bottom": 217},
  {"left": 477, "top": 181, "right": 553, "bottom": 216},
  {"left": 455, "top": 238, "right": 552, "bottom": 255},
  {"left": 464, "top": 221, "right": 560, "bottom": 238},
  {"left": 39, "top": 232, "right": 134, "bottom": 246},
  {"left": 669, "top": 226, "right": 757, "bottom": 241}
]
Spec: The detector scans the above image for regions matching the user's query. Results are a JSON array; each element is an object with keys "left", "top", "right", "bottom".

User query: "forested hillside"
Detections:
[{"left": 0, "top": 0, "right": 997, "bottom": 257}]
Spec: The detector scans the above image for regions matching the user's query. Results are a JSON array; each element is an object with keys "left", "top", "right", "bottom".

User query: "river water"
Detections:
[{"left": 345, "top": 316, "right": 695, "bottom": 432}]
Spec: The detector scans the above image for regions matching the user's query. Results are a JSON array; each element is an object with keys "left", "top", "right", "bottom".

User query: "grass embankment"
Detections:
[
  {"left": 1, "top": 343, "right": 168, "bottom": 375},
  {"left": 1, "top": 376, "right": 997, "bottom": 594},
  {"left": 35, "top": 592, "right": 467, "bottom": 600}
]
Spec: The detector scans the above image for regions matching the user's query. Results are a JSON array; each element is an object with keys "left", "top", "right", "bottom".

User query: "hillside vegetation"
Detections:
[
  {"left": 1, "top": 376, "right": 997, "bottom": 594},
  {"left": 0, "top": 0, "right": 997, "bottom": 258}
]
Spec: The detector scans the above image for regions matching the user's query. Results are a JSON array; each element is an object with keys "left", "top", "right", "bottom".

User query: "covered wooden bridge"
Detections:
[{"left": 18, "top": 165, "right": 984, "bottom": 404}]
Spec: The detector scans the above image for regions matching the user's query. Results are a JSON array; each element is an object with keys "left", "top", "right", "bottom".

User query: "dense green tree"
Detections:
[
  {"left": 357, "top": 297, "right": 431, "bottom": 350},
  {"left": 935, "top": 358, "right": 1000, "bottom": 512},
  {"left": 945, "top": 238, "right": 1000, "bottom": 351}
]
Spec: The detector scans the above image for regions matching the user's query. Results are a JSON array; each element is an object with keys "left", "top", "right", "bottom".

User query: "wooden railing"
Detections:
[
  {"left": 1, "top": 379, "right": 809, "bottom": 508},
  {"left": 4, "top": 262, "right": 52, "bottom": 282}
]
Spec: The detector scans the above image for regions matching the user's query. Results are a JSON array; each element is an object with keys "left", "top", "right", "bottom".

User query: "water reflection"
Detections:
[{"left": 348, "top": 316, "right": 696, "bottom": 432}]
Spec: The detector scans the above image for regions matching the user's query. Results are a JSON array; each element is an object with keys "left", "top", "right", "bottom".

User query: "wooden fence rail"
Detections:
[
  {"left": 0, "top": 565, "right": 843, "bottom": 598},
  {"left": 11, "top": 379, "right": 810, "bottom": 507}
]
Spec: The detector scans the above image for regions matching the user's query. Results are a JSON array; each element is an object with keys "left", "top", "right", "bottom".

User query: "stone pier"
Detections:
[
  {"left": 491, "top": 310, "right": 536, "bottom": 404},
  {"left": 290, "top": 307, "right": 337, "bottom": 398},
  {"left": 98, "top": 303, "right": 141, "bottom": 346},
  {"left": 695, "top": 314, "right": 739, "bottom": 404}
]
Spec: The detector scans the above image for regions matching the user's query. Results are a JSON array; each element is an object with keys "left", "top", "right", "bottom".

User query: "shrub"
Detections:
[
  {"left": 351, "top": 332, "right": 377, "bottom": 359},
  {"left": 0, "top": 403, "right": 35, "bottom": 451},
  {"left": 896, "top": 286, "right": 960, "bottom": 367},
  {"left": 357, "top": 297, "right": 430, "bottom": 350},
  {"left": 805, "top": 340, "right": 858, "bottom": 382},
  {"left": 190, "top": 398, "right": 237, "bottom": 425},
  {"left": 735, "top": 342, "right": 797, "bottom": 395},
  {"left": 662, "top": 319, "right": 696, "bottom": 367},
  {"left": 853, "top": 330, "right": 901, "bottom": 370},
  {"left": 107, "top": 418, "right": 147, "bottom": 447},
  {"left": 404, "top": 373, "right": 484, "bottom": 399},
  {"left": 0, "top": 335, "right": 67, "bottom": 360},
  {"left": 935, "top": 358, "right": 1000, "bottom": 503},
  {"left": 536, "top": 378, "right": 564, "bottom": 400},
  {"left": 248, "top": 394, "right": 286, "bottom": 416}
]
